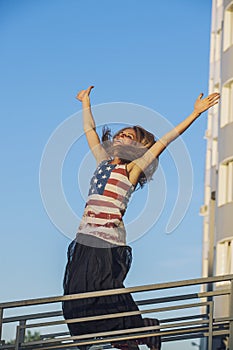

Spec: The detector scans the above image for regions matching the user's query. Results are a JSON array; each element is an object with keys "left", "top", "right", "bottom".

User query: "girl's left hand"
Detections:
[
  {"left": 76, "top": 86, "right": 94, "bottom": 102},
  {"left": 194, "top": 92, "right": 220, "bottom": 114}
]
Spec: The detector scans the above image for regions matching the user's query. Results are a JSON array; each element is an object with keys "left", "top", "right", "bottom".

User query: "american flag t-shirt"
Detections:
[{"left": 78, "top": 160, "right": 135, "bottom": 245}]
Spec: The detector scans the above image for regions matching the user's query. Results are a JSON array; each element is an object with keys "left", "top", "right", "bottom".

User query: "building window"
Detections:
[
  {"left": 216, "top": 240, "right": 233, "bottom": 285},
  {"left": 220, "top": 80, "right": 233, "bottom": 127},
  {"left": 206, "top": 149, "right": 211, "bottom": 170},
  {"left": 205, "top": 185, "right": 211, "bottom": 204},
  {"left": 210, "top": 33, "right": 215, "bottom": 63},
  {"left": 215, "top": 30, "right": 221, "bottom": 61},
  {"left": 223, "top": 3, "right": 233, "bottom": 51},
  {"left": 212, "top": 139, "right": 218, "bottom": 167},
  {"left": 218, "top": 160, "right": 233, "bottom": 206},
  {"left": 212, "top": 86, "right": 219, "bottom": 139}
]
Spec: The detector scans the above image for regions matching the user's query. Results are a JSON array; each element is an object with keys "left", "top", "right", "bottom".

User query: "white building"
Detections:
[{"left": 201, "top": 0, "right": 233, "bottom": 348}]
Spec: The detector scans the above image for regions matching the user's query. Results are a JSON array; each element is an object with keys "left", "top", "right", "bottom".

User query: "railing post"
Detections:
[
  {"left": 229, "top": 279, "right": 233, "bottom": 350},
  {"left": 205, "top": 280, "right": 213, "bottom": 350},
  {"left": 15, "top": 325, "right": 21, "bottom": 350},
  {"left": 19, "top": 320, "right": 26, "bottom": 344},
  {"left": 15, "top": 321, "right": 26, "bottom": 350},
  {"left": 208, "top": 301, "right": 213, "bottom": 350},
  {"left": 0, "top": 308, "right": 3, "bottom": 342}
]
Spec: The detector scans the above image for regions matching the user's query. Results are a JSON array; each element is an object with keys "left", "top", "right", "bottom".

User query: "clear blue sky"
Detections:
[{"left": 0, "top": 0, "right": 212, "bottom": 348}]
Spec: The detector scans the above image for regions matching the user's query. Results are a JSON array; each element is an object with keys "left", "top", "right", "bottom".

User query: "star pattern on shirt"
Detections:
[{"left": 88, "top": 161, "right": 116, "bottom": 195}]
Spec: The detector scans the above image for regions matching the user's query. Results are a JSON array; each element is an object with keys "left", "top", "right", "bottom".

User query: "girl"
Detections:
[{"left": 63, "top": 86, "right": 220, "bottom": 350}]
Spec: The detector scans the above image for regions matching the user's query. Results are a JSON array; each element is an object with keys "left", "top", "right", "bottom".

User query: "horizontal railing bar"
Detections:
[
  {"left": 214, "top": 316, "right": 233, "bottom": 323},
  {"left": 1, "top": 274, "right": 232, "bottom": 309},
  {"left": 137, "top": 293, "right": 199, "bottom": 305},
  {"left": 137, "top": 288, "right": 230, "bottom": 306},
  {"left": 160, "top": 313, "right": 208, "bottom": 323},
  {"left": 162, "top": 328, "right": 230, "bottom": 342},
  {"left": 2, "top": 311, "right": 63, "bottom": 324},
  {"left": 162, "top": 332, "right": 206, "bottom": 342},
  {"left": 198, "top": 289, "right": 230, "bottom": 297},
  {"left": 160, "top": 319, "right": 217, "bottom": 330},
  {"left": 18, "top": 301, "right": 211, "bottom": 329},
  {"left": 210, "top": 329, "right": 230, "bottom": 336},
  {"left": 39, "top": 332, "right": 69, "bottom": 339}
]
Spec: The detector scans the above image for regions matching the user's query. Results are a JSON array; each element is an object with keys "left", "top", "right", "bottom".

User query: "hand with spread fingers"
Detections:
[
  {"left": 194, "top": 92, "right": 220, "bottom": 115},
  {"left": 76, "top": 85, "right": 94, "bottom": 103}
]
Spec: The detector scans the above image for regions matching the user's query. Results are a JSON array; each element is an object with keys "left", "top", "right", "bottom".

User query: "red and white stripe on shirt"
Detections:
[{"left": 78, "top": 161, "right": 135, "bottom": 245}]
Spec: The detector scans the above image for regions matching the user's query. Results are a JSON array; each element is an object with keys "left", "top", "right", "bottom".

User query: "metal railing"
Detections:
[{"left": 0, "top": 274, "right": 232, "bottom": 350}]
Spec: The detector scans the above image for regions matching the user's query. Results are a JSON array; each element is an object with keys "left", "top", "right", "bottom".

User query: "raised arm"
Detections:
[
  {"left": 76, "top": 86, "right": 108, "bottom": 163},
  {"left": 128, "top": 92, "right": 220, "bottom": 185}
]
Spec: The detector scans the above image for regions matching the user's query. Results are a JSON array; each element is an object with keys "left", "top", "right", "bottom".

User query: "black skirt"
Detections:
[{"left": 62, "top": 234, "right": 161, "bottom": 349}]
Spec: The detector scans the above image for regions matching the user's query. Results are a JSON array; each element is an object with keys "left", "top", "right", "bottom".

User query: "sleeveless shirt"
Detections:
[{"left": 78, "top": 160, "right": 135, "bottom": 245}]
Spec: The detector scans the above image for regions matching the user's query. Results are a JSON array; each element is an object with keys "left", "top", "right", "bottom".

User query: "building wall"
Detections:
[
  {"left": 215, "top": 0, "right": 233, "bottom": 287},
  {"left": 201, "top": 0, "right": 233, "bottom": 348}
]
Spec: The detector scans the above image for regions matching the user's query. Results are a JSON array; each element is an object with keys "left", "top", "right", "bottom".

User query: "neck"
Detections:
[{"left": 110, "top": 157, "right": 122, "bottom": 164}]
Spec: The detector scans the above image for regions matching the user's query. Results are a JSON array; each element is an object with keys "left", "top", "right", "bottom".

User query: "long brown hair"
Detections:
[{"left": 101, "top": 125, "right": 159, "bottom": 188}]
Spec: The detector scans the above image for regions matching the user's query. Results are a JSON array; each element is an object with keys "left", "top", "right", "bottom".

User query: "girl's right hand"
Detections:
[{"left": 76, "top": 86, "right": 94, "bottom": 102}]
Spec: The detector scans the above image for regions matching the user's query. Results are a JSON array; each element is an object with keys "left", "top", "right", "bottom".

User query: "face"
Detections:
[{"left": 113, "top": 128, "right": 137, "bottom": 145}]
